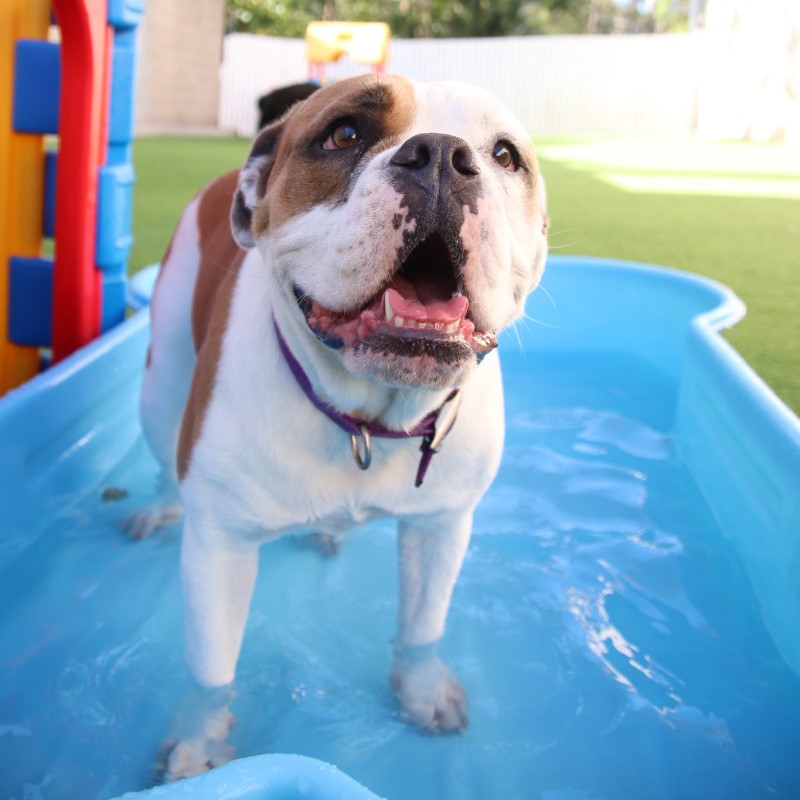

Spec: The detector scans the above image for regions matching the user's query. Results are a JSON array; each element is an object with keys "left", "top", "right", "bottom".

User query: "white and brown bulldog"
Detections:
[{"left": 136, "top": 74, "right": 548, "bottom": 780}]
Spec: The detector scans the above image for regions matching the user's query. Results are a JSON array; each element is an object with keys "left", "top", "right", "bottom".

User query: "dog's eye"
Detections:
[
  {"left": 491, "top": 141, "right": 518, "bottom": 172},
  {"left": 322, "top": 122, "right": 360, "bottom": 151}
]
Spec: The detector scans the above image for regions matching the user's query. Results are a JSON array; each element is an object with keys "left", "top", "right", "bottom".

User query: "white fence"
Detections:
[{"left": 220, "top": 32, "right": 702, "bottom": 138}]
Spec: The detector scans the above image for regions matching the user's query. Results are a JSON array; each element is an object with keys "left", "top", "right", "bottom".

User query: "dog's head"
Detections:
[{"left": 232, "top": 74, "right": 548, "bottom": 390}]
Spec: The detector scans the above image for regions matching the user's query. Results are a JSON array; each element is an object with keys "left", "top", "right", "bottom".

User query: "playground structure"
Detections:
[
  {"left": 306, "top": 21, "right": 390, "bottom": 82},
  {"left": 0, "top": 0, "right": 141, "bottom": 396}
]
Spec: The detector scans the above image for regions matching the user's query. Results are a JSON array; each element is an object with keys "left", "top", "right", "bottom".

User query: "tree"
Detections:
[{"left": 224, "top": 0, "right": 693, "bottom": 37}]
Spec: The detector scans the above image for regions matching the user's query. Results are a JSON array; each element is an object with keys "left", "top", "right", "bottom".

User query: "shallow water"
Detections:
[{"left": 1, "top": 351, "right": 799, "bottom": 800}]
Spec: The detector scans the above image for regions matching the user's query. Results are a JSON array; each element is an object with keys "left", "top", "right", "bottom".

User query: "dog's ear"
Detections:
[{"left": 231, "top": 118, "right": 287, "bottom": 248}]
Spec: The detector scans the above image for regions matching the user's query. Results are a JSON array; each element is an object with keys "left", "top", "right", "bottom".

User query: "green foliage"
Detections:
[{"left": 224, "top": 0, "right": 692, "bottom": 38}]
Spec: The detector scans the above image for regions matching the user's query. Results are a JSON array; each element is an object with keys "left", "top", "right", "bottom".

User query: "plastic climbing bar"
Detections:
[
  {"left": 48, "top": 0, "right": 110, "bottom": 362},
  {"left": 0, "top": 0, "right": 141, "bottom": 395},
  {"left": 0, "top": 0, "right": 51, "bottom": 393}
]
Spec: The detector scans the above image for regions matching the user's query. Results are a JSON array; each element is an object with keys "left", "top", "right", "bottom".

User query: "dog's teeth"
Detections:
[
  {"left": 384, "top": 292, "right": 394, "bottom": 323},
  {"left": 383, "top": 303, "right": 462, "bottom": 333}
]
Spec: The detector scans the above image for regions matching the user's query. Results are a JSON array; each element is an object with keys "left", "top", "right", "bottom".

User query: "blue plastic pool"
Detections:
[{"left": 1, "top": 256, "right": 799, "bottom": 800}]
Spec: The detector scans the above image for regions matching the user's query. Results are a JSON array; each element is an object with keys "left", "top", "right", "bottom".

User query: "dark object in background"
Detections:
[{"left": 257, "top": 82, "right": 320, "bottom": 130}]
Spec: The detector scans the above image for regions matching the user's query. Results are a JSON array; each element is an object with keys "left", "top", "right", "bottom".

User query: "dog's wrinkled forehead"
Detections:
[
  {"left": 410, "top": 80, "right": 531, "bottom": 144},
  {"left": 273, "top": 74, "right": 529, "bottom": 155}
]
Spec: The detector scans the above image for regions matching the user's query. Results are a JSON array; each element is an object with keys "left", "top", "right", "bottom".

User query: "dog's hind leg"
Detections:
[{"left": 127, "top": 198, "right": 202, "bottom": 538}]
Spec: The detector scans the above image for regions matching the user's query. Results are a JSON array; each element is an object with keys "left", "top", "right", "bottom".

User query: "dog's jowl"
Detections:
[{"left": 136, "top": 74, "right": 548, "bottom": 781}]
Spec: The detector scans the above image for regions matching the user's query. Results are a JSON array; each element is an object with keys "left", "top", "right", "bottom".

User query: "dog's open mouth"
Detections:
[{"left": 295, "top": 233, "right": 498, "bottom": 357}]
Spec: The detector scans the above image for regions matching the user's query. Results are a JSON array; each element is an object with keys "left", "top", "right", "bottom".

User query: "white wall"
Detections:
[
  {"left": 697, "top": 0, "right": 800, "bottom": 144},
  {"left": 137, "top": 0, "right": 224, "bottom": 133},
  {"left": 219, "top": 32, "right": 702, "bottom": 138}
]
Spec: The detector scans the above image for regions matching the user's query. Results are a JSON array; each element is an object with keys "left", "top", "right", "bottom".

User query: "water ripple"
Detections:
[{"left": 511, "top": 407, "right": 672, "bottom": 460}]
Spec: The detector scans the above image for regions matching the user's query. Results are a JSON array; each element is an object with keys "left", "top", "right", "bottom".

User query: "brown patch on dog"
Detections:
[
  {"left": 177, "top": 171, "right": 246, "bottom": 481},
  {"left": 252, "top": 75, "right": 417, "bottom": 237},
  {"left": 176, "top": 77, "right": 417, "bottom": 479}
]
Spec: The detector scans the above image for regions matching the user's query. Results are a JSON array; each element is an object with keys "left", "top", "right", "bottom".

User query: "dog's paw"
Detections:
[
  {"left": 122, "top": 504, "right": 183, "bottom": 540},
  {"left": 157, "top": 702, "right": 236, "bottom": 782},
  {"left": 159, "top": 732, "right": 234, "bottom": 782},
  {"left": 156, "top": 682, "right": 236, "bottom": 782},
  {"left": 390, "top": 655, "right": 469, "bottom": 734}
]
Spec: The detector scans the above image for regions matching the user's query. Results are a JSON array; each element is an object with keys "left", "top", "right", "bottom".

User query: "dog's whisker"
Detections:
[
  {"left": 508, "top": 318, "right": 527, "bottom": 357},
  {"left": 547, "top": 227, "right": 585, "bottom": 250},
  {"left": 518, "top": 311, "right": 560, "bottom": 330},
  {"left": 536, "top": 283, "right": 557, "bottom": 311},
  {"left": 547, "top": 226, "right": 578, "bottom": 238}
]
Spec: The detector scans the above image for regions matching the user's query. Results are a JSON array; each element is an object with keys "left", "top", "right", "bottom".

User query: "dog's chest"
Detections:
[
  {"left": 239, "top": 438, "right": 455, "bottom": 534},
  {"left": 306, "top": 503, "right": 385, "bottom": 534}
]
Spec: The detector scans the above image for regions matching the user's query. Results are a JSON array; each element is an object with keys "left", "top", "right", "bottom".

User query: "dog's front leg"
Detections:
[
  {"left": 391, "top": 510, "right": 473, "bottom": 734},
  {"left": 162, "top": 517, "right": 259, "bottom": 781}
]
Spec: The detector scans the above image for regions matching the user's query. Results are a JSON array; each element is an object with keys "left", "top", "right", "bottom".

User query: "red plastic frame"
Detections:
[{"left": 50, "top": 0, "right": 111, "bottom": 362}]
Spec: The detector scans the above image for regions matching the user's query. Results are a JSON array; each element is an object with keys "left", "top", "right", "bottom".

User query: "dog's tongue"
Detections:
[{"left": 384, "top": 276, "right": 468, "bottom": 324}]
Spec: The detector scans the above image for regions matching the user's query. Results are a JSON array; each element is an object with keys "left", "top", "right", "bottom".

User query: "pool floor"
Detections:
[{"left": 2, "top": 351, "right": 799, "bottom": 800}]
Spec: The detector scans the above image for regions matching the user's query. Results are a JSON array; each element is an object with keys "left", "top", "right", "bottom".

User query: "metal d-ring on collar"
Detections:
[
  {"left": 350, "top": 424, "right": 372, "bottom": 470},
  {"left": 273, "top": 318, "right": 461, "bottom": 486}
]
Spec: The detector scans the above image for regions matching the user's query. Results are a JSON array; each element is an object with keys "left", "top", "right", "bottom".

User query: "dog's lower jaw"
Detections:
[{"left": 344, "top": 339, "right": 477, "bottom": 390}]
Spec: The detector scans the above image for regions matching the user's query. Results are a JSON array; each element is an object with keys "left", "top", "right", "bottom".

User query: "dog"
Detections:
[
  {"left": 257, "top": 81, "right": 319, "bottom": 130},
  {"left": 136, "top": 74, "right": 548, "bottom": 780}
]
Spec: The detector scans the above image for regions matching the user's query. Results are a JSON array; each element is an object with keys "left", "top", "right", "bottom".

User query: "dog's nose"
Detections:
[{"left": 390, "top": 133, "right": 481, "bottom": 180}]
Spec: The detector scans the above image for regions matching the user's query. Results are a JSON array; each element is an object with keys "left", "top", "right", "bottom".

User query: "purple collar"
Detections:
[{"left": 274, "top": 319, "right": 461, "bottom": 487}]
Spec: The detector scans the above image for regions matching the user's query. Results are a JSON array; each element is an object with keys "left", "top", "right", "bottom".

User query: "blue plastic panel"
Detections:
[
  {"left": 101, "top": 274, "right": 127, "bottom": 331},
  {"left": 8, "top": 256, "right": 53, "bottom": 347},
  {"left": 126, "top": 263, "right": 159, "bottom": 311},
  {"left": 98, "top": 18, "right": 140, "bottom": 330},
  {"left": 13, "top": 40, "right": 60, "bottom": 135},
  {"left": 107, "top": 28, "right": 138, "bottom": 149},
  {"left": 114, "top": 754, "right": 383, "bottom": 800},
  {"left": 43, "top": 150, "right": 58, "bottom": 238},
  {"left": 108, "top": 0, "right": 145, "bottom": 29},
  {"left": 96, "top": 163, "right": 135, "bottom": 270}
]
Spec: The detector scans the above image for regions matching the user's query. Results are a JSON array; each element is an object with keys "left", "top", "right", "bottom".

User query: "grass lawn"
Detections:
[{"left": 131, "top": 135, "right": 800, "bottom": 415}]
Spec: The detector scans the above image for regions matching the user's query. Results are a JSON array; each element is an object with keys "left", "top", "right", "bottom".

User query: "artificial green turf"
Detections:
[
  {"left": 131, "top": 135, "right": 800, "bottom": 415},
  {"left": 130, "top": 137, "right": 249, "bottom": 272},
  {"left": 535, "top": 138, "right": 800, "bottom": 416}
]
